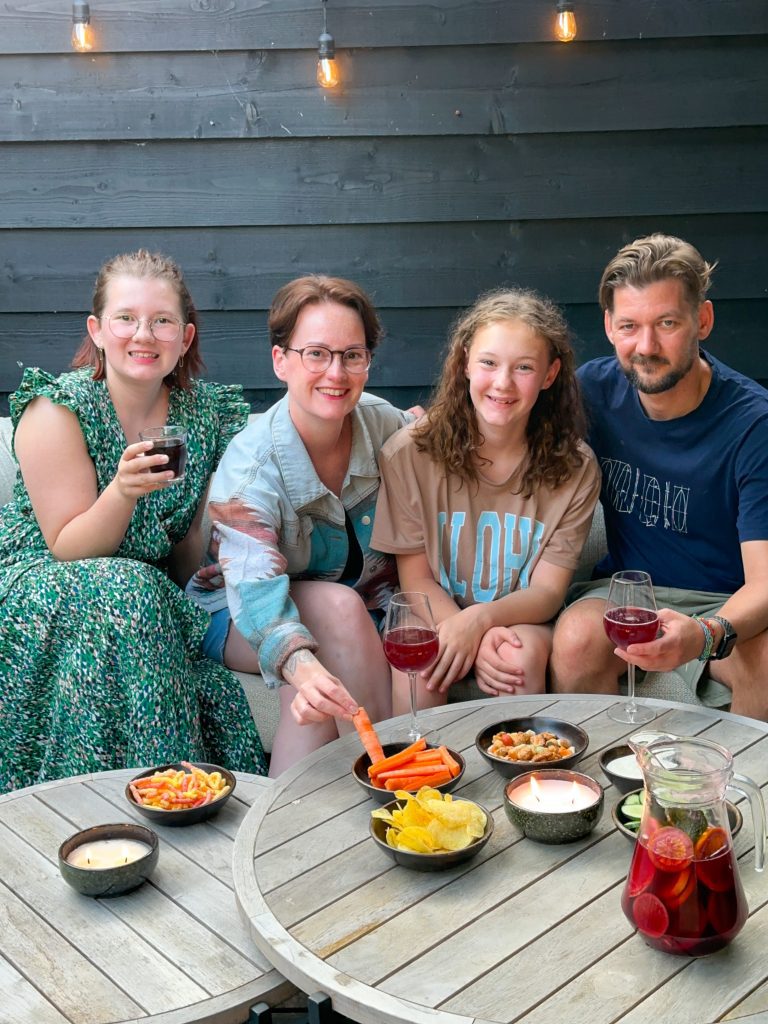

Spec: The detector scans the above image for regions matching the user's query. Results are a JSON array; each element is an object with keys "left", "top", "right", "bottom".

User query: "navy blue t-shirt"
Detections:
[{"left": 578, "top": 351, "right": 768, "bottom": 593}]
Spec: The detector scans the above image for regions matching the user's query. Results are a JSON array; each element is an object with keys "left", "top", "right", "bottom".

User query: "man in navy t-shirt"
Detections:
[{"left": 551, "top": 234, "right": 768, "bottom": 719}]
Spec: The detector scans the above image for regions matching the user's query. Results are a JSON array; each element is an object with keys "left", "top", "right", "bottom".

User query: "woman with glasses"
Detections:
[
  {"left": 188, "top": 275, "right": 411, "bottom": 775},
  {"left": 0, "top": 250, "right": 267, "bottom": 793},
  {"left": 372, "top": 288, "right": 600, "bottom": 709}
]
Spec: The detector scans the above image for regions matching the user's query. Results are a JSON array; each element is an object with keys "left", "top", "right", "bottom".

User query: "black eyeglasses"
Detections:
[{"left": 285, "top": 346, "right": 371, "bottom": 374}]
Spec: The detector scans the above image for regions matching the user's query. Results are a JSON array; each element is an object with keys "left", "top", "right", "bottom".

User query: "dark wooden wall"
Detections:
[{"left": 1, "top": 1, "right": 767, "bottom": 414}]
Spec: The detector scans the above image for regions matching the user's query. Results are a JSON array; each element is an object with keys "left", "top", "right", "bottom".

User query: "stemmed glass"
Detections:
[
  {"left": 383, "top": 592, "right": 439, "bottom": 742},
  {"left": 603, "top": 570, "right": 659, "bottom": 725}
]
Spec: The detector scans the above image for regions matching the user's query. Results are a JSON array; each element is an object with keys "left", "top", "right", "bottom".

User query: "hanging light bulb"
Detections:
[
  {"left": 317, "top": 0, "right": 340, "bottom": 89},
  {"left": 71, "top": 0, "right": 94, "bottom": 51},
  {"left": 555, "top": 0, "right": 577, "bottom": 43}
]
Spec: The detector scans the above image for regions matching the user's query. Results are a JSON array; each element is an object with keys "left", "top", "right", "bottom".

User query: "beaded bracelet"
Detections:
[{"left": 693, "top": 614, "right": 714, "bottom": 662}]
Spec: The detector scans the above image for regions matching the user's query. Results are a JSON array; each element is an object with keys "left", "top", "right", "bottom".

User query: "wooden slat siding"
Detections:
[
  {"left": 5, "top": 37, "right": 767, "bottom": 142},
  {"left": 1, "top": 127, "right": 767, "bottom": 230},
  {"left": 3, "top": 214, "right": 768, "bottom": 310},
  {"left": 3, "top": 300, "right": 766, "bottom": 396},
  {"left": 2, "top": 0, "right": 766, "bottom": 54}
]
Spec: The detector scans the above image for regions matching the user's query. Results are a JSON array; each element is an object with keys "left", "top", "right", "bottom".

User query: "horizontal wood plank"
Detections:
[
  {"left": 1, "top": 128, "right": 767, "bottom": 228},
  {"left": 2, "top": 214, "right": 768, "bottom": 313},
  {"left": 3, "top": 37, "right": 766, "bottom": 141},
  {"left": 2, "top": 300, "right": 766, "bottom": 395},
  {"left": 2, "top": 0, "right": 765, "bottom": 54}
]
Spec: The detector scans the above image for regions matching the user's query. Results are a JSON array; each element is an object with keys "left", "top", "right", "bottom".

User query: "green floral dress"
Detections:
[{"left": 0, "top": 368, "right": 267, "bottom": 793}]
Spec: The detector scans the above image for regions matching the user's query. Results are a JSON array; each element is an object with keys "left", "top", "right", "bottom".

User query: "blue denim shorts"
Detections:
[{"left": 201, "top": 607, "right": 231, "bottom": 664}]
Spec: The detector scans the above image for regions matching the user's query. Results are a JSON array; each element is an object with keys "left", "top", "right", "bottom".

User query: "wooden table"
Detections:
[
  {"left": 0, "top": 768, "right": 295, "bottom": 1024},
  {"left": 233, "top": 694, "right": 768, "bottom": 1024}
]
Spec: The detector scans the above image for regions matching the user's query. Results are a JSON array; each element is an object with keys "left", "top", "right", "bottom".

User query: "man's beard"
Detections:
[{"left": 622, "top": 350, "right": 697, "bottom": 395}]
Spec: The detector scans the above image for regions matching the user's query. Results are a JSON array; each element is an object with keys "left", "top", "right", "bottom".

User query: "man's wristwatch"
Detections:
[{"left": 709, "top": 615, "right": 737, "bottom": 660}]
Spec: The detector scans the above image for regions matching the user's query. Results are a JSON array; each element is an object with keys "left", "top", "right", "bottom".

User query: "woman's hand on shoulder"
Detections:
[{"left": 282, "top": 649, "right": 359, "bottom": 725}]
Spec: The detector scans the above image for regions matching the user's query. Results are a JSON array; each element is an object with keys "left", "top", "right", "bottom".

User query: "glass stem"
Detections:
[
  {"left": 626, "top": 662, "right": 637, "bottom": 715},
  {"left": 408, "top": 671, "right": 421, "bottom": 740}
]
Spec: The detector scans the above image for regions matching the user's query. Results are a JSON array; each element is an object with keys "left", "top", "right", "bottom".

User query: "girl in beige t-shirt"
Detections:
[{"left": 373, "top": 288, "right": 600, "bottom": 711}]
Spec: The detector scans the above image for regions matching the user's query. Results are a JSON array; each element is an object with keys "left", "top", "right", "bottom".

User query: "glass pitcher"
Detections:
[{"left": 621, "top": 735, "right": 765, "bottom": 956}]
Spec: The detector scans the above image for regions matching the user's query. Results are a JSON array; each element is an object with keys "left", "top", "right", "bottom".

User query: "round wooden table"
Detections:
[
  {"left": 0, "top": 767, "right": 294, "bottom": 1024},
  {"left": 234, "top": 694, "right": 768, "bottom": 1024}
]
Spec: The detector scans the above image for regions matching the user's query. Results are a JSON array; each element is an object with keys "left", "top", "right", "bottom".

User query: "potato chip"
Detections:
[{"left": 373, "top": 787, "right": 487, "bottom": 855}]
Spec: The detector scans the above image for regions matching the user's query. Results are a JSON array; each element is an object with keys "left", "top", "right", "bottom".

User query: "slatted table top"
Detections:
[
  {"left": 0, "top": 767, "right": 293, "bottom": 1024},
  {"left": 233, "top": 694, "right": 768, "bottom": 1024}
]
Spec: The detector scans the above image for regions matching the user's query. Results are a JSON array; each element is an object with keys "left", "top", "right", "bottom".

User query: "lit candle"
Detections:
[
  {"left": 66, "top": 838, "right": 151, "bottom": 869},
  {"left": 509, "top": 775, "right": 600, "bottom": 812}
]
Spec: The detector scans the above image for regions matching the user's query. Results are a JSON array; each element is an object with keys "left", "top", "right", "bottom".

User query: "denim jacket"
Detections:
[{"left": 190, "top": 393, "right": 408, "bottom": 687}]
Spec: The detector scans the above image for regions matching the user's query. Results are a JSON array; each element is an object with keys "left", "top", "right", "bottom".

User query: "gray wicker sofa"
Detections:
[{"left": 0, "top": 414, "right": 719, "bottom": 753}]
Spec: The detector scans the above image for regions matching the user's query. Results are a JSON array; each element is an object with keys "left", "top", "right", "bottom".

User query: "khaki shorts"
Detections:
[{"left": 566, "top": 579, "right": 732, "bottom": 708}]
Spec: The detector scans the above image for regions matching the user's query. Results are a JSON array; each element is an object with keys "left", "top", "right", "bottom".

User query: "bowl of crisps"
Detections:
[
  {"left": 369, "top": 787, "right": 493, "bottom": 871},
  {"left": 475, "top": 716, "right": 588, "bottom": 779},
  {"left": 126, "top": 761, "right": 236, "bottom": 826},
  {"left": 353, "top": 741, "right": 466, "bottom": 805}
]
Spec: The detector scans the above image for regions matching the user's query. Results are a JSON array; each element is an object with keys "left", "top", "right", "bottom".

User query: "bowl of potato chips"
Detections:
[
  {"left": 475, "top": 716, "right": 588, "bottom": 779},
  {"left": 369, "top": 787, "right": 493, "bottom": 871},
  {"left": 126, "top": 761, "right": 235, "bottom": 826}
]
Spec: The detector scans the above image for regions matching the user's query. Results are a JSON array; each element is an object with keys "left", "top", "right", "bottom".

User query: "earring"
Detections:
[
  {"left": 178, "top": 353, "right": 184, "bottom": 369},
  {"left": 96, "top": 347, "right": 104, "bottom": 370}
]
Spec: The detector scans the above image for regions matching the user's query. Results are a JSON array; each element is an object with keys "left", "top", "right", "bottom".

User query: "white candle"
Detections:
[
  {"left": 509, "top": 776, "right": 599, "bottom": 813},
  {"left": 66, "top": 838, "right": 151, "bottom": 869}
]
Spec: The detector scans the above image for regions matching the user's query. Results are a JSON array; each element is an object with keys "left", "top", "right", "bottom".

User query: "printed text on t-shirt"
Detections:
[
  {"left": 601, "top": 458, "right": 689, "bottom": 533},
  {"left": 437, "top": 511, "right": 544, "bottom": 601}
]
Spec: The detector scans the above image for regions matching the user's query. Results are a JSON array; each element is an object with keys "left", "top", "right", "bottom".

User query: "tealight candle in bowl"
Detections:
[
  {"left": 58, "top": 823, "right": 159, "bottom": 897},
  {"left": 503, "top": 768, "right": 604, "bottom": 843}
]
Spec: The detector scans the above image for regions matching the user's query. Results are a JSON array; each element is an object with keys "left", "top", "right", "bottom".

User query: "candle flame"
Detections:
[
  {"left": 570, "top": 780, "right": 580, "bottom": 806},
  {"left": 530, "top": 775, "right": 543, "bottom": 803}
]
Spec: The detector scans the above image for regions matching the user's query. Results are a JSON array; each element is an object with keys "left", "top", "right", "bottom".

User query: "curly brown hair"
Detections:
[
  {"left": 413, "top": 288, "right": 586, "bottom": 497},
  {"left": 71, "top": 250, "right": 203, "bottom": 389}
]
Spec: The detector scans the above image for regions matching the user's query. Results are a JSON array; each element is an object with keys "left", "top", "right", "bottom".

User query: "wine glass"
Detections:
[
  {"left": 383, "top": 592, "right": 439, "bottom": 742},
  {"left": 603, "top": 570, "right": 659, "bottom": 725}
]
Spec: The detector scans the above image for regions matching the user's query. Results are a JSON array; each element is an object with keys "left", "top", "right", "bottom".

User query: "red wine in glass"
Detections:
[
  {"left": 603, "top": 571, "right": 658, "bottom": 725},
  {"left": 383, "top": 593, "right": 439, "bottom": 741},
  {"left": 383, "top": 627, "right": 439, "bottom": 674},
  {"left": 604, "top": 607, "right": 660, "bottom": 649}
]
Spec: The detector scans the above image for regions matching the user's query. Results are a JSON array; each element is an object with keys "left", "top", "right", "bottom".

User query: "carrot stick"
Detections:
[
  {"left": 352, "top": 706, "right": 385, "bottom": 765},
  {"left": 377, "top": 764, "right": 455, "bottom": 780},
  {"left": 384, "top": 771, "right": 452, "bottom": 791},
  {"left": 438, "top": 745, "right": 462, "bottom": 778},
  {"left": 410, "top": 751, "right": 444, "bottom": 764},
  {"left": 367, "top": 737, "right": 427, "bottom": 777}
]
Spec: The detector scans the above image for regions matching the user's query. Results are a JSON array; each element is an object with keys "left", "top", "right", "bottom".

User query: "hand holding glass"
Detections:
[
  {"left": 383, "top": 592, "right": 439, "bottom": 741},
  {"left": 603, "top": 570, "right": 659, "bottom": 725}
]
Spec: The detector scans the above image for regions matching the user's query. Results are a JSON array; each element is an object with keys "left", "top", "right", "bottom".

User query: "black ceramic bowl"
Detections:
[
  {"left": 125, "top": 761, "right": 236, "bottom": 826},
  {"left": 503, "top": 768, "right": 604, "bottom": 843},
  {"left": 475, "top": 716, "right": 589, "bottom": 779},
  {"left": 612, "top": 788, "right": 743, "bottom": 842},
  {"left": 58, "top": 822, "right": 159, "bottom": 897},
  {"left": 369, "top": 796, "right": 494, "bottom": 871},
  {"left": 598, "top": 744, "right": 645, "bottom": 795},
  {"left": 353, "top": 742, "right": 466, "bottom": 805}
]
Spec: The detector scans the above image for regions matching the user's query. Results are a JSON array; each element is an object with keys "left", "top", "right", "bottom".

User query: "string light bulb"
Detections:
[
  {"left": 317, "top": 0, "right": 340, "bottom": 89},
  {"left": 71, "top": 0, "right": 94, "bottom": 52},
  {"left": 555, "top": 1, "right": 577, "bottom": 43}
]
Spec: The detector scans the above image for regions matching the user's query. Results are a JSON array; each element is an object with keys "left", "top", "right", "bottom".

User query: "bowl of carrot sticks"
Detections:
[
  {"left": 125, "top": 761, "right": 236, "bottom": 826},
  {"left": 351, "top": 708, "right": 465, "bottom": 804}
]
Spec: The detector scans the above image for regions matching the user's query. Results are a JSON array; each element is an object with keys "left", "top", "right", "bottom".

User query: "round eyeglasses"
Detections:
[
  {"left": 285, "top": 346, "right": 372, "bottom": 374},
  {"left": 107, "top": 313, "right": 185, "bottom": 343}
]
